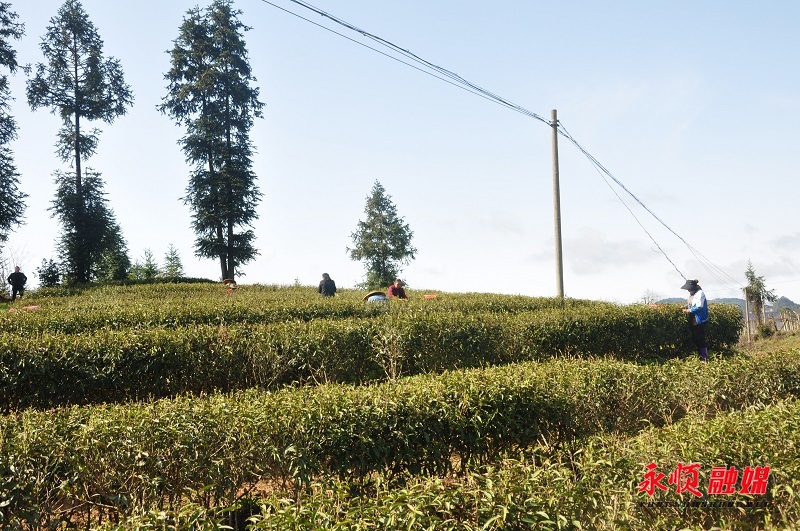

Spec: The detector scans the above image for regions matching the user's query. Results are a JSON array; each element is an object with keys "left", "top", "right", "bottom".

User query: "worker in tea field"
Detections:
[
  {"left": 364, "top": 291, "right": 388, "bottom": 302},
  {"left": 318, "top": 273, "right": 337, "bottom": 297},
  {"left": 7, "top": 266, "right": 27, "bottom": 301},
  {"left": 681, "top": 279, "right": 709, "bottom": 361},
  {"left": 387, "top": 278, "right": 408, "bottom": 300}
]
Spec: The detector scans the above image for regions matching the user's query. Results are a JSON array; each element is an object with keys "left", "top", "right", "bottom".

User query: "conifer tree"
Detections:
[
  {"left": 0, "top": 2, "right": 26, "bottom": 243},
  {"left": 128, "top": 249, "right": 160, "bottom": 281},
  {"left": 97, "top": 239, "right": 130, "bottom": 282},
  {"left": 745, "top": 260, "right": 776, "bottom": 326},
  {"left": 162, "top": 243, "right": 184, "bottom": 278},
  {"left": 348, "top": 181, "right": 416, "bottom": 289},
  {"left": 160, "top": 0, "right": 263, "bottom": 281},
  {"left": 141, "top": 249, "right": 160, "bottom": 280},
  {"left": 35, "top": 258, "right": 61, "bottom": 287},
  {"left": 27, "top": 0, "right": 133, "bottom": 282},
  {"left": 49, "top": 169, "right": 128, "bottom": 283}
]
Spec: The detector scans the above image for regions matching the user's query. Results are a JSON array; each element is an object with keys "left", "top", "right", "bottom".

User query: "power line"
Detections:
[
  {"left": 259, "top": 0, "right": 549, "bottom": 124},
  {"left": 555, "top": 122, "right": 685, "bottom": 279},
  {"left": 256, "top": 0, "right": 742, "bottom": 289},
  {"left": 287, "top": 0, "right": 551, "bottom": 123},
  {"left": 256, "top": 0, "right": 507, "bottom": 108},
  {"left": 556, "top": 123, "right": 742, "bottom": 290}
]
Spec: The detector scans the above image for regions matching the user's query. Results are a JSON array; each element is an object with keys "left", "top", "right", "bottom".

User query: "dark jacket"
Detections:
[
  {"left": 7, "top": 271, "right": 26, "bottom": 288},
  {"left": 318, "top": 278, "right": 336, "bottom": 296}
]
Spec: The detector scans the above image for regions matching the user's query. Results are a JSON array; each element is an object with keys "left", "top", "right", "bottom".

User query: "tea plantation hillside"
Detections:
[{"left": 2, "top": 282, "right": 796, "bottom": 529}]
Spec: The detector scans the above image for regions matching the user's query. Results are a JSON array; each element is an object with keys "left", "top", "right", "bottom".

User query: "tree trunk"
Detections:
[
  {"left": 224, "top": 77, "right": 235, "bottom": 281},
  {"left": 227, "top": 221, "right": 234, "bottom": 280},
  {"left": 73, "top": 38, "right": 87, "bottom": 282},
  {"left": 218, "top": 224, "right": 228, "bottom": 279}
]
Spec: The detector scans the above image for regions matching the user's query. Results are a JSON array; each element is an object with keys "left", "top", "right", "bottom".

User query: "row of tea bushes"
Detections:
[
  {"left": 3, "top": 349, "right": 798, "bottom": 527},
  {"left": 5, "top": 284, "right": 606, "bottom": 334},
  {"left": 0, "top": 304, "right": 743, "bottom": 409},
  {"left": 110, "top": 399, "right": 795, "bottom": 531}
]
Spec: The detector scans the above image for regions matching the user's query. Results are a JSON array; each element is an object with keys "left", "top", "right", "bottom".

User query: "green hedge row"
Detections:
[
  {"left": 2, "top": 349, "right": 798, "bottom": 527},
  {"left": 7, "top": 284, "right": 604, "bottom": 334},
  {"left": 131, "top": 399, "right": 794, "bottom": 531},
  {"left": 0, "top": 304, "right": 742, "bottom": 409}
]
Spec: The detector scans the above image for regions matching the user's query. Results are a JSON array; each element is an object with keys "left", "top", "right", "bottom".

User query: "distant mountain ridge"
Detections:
[{"left": 774, "top": 296, "right": 800, "bottom": 312}]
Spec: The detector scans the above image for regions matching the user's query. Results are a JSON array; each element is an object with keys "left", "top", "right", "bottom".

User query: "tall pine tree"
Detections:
[
  {"left": 0, "top": 2, "right": 26, "bottom": 243},
  {"left": 27, "top": 0, "right": 133, "bottom": 282},
  {"left": 348, "top": 181, "right": 417, "bottom": 289},
  {"left": 160, "top": 0, "right": 263, "bottom": 281}
]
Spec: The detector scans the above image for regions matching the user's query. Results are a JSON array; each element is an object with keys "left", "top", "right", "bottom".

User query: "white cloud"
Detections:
[{"left": 564, "top": 228, "right": 654, "bottom": 274}]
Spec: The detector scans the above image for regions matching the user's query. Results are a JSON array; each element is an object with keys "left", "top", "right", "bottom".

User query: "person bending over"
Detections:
[{"left": 387, "top": 278, "right": 407, "bottom": 300}]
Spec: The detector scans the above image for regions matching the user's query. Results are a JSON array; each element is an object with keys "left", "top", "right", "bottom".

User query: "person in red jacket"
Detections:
[{"left": 387, "top": 278, "right": 407, "bottom": 300}]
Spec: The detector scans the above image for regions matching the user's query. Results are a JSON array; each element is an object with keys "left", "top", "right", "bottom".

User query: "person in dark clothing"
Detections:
[
  {"left": 7, "top": 266, "right": 27, "bottom": 301},
  {"left": 318, "top": 273, "right": 336, "bottom": 297}
]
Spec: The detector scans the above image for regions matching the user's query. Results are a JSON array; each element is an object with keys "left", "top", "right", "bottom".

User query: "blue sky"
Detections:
[{"left": 5, "top": 0, "right": 800, "bottom": 303}]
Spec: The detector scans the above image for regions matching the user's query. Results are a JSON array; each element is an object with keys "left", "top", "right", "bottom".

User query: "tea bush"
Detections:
[
  {"left": 4, "top": 284, "right": 605, "bottom": 335},
  {"left": 229, "top": 399, "right": 799, "bottom": 530},
  {"left": 2, "top": 348, "right": 798, "bottom": 527},
  {"left": 0, "top": 283, "right": 755, "bottom": 529},
  {"left": 0, "top": 303, "right": 743, "bottom": 409}
]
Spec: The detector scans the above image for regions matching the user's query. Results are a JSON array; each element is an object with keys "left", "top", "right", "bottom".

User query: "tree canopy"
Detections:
[
  {"left": 160, "top": 0, "right": 263, "bottom": 281},
  {"left": 0, "top": 2, "right": 26, "bottom": 244},
  {"left": 348, "top": 180, "right": 416, "bottom": 289},
  {"left": 26, "top": 0, "right": 133, "bottom": 282},
  {"left": 49, "top": 169, "right": 128, "bottom": 283},
  {"left": 162, "top": 244, "right": 184, "bottom": 278},
  {"left": 745, "top": 260, "right": 777, "bottom": 326},
  {"left": 27, "top": 0, "right": 133, "bottom": 173}
]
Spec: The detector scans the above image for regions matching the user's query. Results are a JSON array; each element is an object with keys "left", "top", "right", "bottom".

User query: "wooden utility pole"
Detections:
[
  {"left": 551, "top": 109, "right": 564, "bottom": 299},
  {"left": 744, "top": 287, "right": 751, "bottom": 343}
]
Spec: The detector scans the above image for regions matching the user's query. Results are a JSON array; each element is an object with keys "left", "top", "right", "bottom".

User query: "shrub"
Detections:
[
  {"left": 758, "top": 323, "right": 776, "bottom": 339},
  {"left": 0, "top": 304, "right": 743, "bottom": 409},
  {"left": 3, "top": 349, "right": 799, "bottom": 526}
]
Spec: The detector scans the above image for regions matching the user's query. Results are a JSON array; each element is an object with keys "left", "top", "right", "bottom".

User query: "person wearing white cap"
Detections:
[{"left": 681, "top": 279, "right": 709, "bottom": 361}]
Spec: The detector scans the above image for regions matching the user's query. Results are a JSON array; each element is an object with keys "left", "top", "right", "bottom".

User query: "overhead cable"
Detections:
[
  {"left": 257, "top": 0, "right": 741, "bottom": 288},
  {"left": 260, "top": 0, "right": 549, "bottom": 124},
  {"left": 557, "top": 124, "right": 743, "bottom": 289},
  {"left": 258, "top": 0, "right": 520, "bottom": 109}
]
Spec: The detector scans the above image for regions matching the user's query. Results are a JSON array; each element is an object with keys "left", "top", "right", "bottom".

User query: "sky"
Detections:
[{"left": 3, "top": 0, "right": 800, "bottom": 303}]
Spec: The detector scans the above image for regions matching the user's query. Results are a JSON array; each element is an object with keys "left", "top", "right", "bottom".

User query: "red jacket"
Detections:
[{"left": 387, "top": 285, "right": 407, "bottom": 299}]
